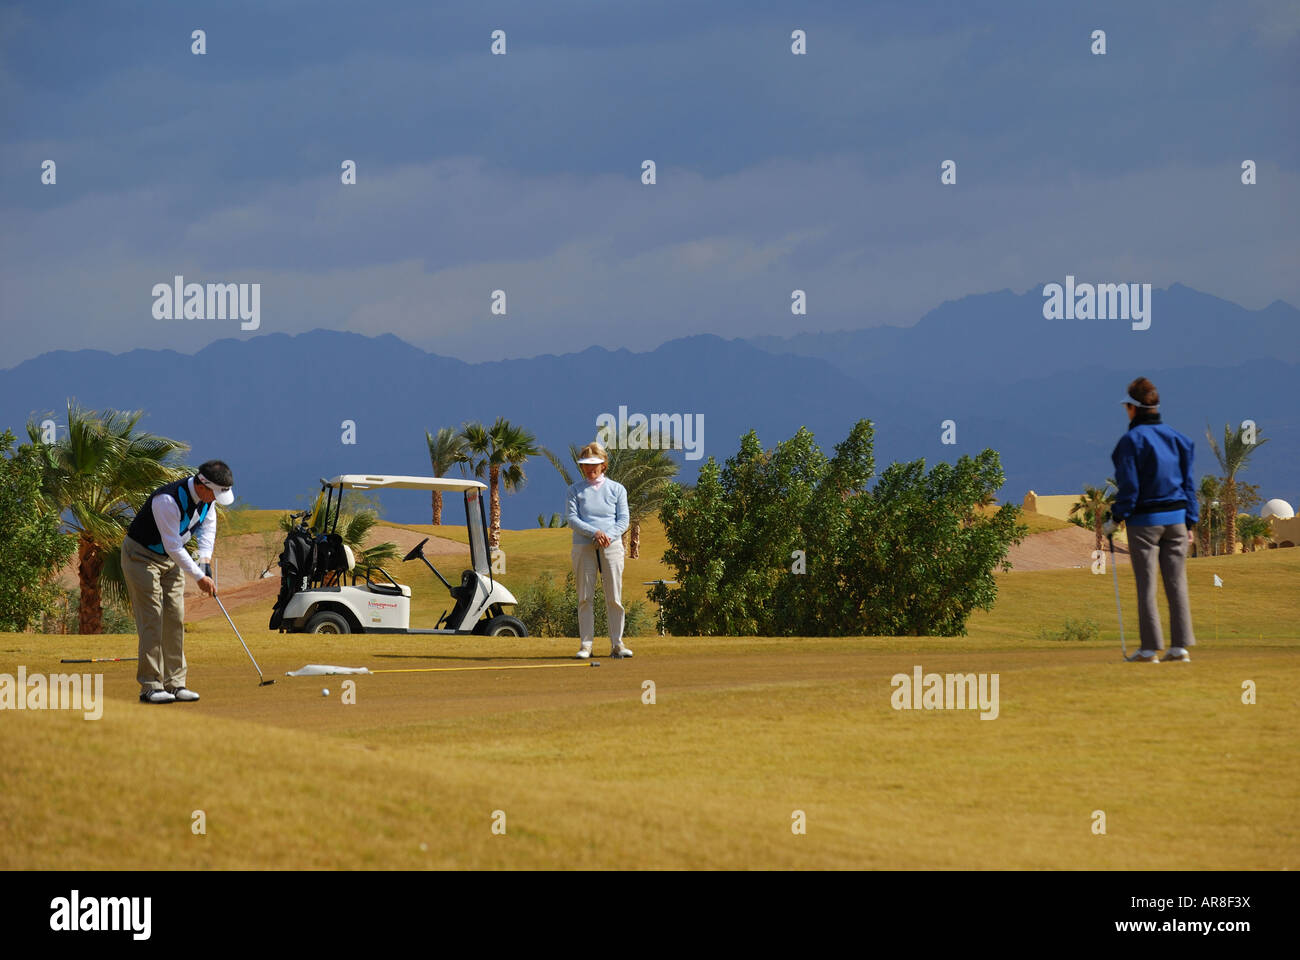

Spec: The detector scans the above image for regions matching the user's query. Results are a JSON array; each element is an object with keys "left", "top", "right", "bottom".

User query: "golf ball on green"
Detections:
[{"left": 322, "top": 688, "right": 330, "bottom": 697}]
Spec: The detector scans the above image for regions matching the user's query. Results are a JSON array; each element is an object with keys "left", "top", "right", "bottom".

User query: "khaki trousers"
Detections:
[
  {"left": 572, "top": 540, "right": 625, "bottom": 648},
  {"left": 1128, "top": 523, "right": 1196, "bottom": 651},
  {"left": 121, "top": 535, "right": 188, "bottom": 692}
]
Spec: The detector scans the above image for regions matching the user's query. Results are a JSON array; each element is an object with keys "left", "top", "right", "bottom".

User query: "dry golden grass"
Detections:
[{"left": 4, "top": 528, "right": 1295, "bottom": 869}]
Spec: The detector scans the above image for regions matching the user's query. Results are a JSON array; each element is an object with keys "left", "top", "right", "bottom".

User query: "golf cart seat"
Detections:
[
  {"left": 441, "top": 569, "right": 479, "bottom": 627},
  {"left": 449, "top": 569, "right": 477, "bottom": 601}
]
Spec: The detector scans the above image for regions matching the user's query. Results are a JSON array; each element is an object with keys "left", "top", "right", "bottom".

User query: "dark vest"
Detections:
[{"left": 126, "top": 477, "right": 210, "bottom": 554}]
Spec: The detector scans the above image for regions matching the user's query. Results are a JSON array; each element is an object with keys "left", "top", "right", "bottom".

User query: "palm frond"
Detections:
[
  {"left": 354, "top": 542, "right": 401, "bottom": 569},
  {"left": 341, "top": 511, "right": 377, "bottom": 548},
  {"left": 426, "top": 427, "right": 469, "bottom": 477},
  {"left": 541, "top": 447, "right": 575, "bottom": 486}
]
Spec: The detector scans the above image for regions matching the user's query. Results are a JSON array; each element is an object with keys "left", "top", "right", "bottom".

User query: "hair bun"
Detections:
[{"left": 1127, "top": 376, "right": 1159, "bottom": 407}]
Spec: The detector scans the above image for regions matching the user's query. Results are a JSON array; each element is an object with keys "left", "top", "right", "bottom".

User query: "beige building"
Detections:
[
  {"left": 1268, "top": 517, "right": 1299, "bottom": 547},
  {"left": 1021, "top": 491, "right": 1081, "bottom": 523},
  {"left": 1263, "top": 499, "right": 1298, "bottom": 549}
]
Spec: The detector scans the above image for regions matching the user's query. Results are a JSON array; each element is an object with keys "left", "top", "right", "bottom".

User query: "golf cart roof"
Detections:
[{"left": 323, "top": 475, "right": 487, "bottom": 492}]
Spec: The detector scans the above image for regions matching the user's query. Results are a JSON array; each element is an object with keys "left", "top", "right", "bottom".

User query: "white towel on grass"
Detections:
[{"left": 285, "top": 664, "right": 372, "bottom": 677}]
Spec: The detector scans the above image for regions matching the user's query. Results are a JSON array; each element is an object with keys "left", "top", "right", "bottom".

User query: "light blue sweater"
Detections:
[{"left": 566, "top": 479, "right": 629, "bottom": 545}]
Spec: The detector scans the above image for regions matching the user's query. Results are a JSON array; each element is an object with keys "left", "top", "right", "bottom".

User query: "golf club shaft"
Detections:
[
  {"left": 60, "top": 657, "right": 137, "bottom": 663},
  {"left": 1109, "top": 537, "right": 1126, "bottom": 659},
  {"left": 214, "top": 594, "right": 266, "bottom": 680}
]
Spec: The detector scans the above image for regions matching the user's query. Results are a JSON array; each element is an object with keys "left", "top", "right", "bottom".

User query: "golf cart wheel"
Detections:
[
  {"left": 304, "top": 610, "right": 352, "bottom": 634},
  {"left": 476, "top": 614, "right": 528, "bottom": 637}
]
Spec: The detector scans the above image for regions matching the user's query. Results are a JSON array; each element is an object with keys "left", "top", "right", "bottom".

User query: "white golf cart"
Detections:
[{"left": 268, "top": 475, "right": 527, "bottom": 637}]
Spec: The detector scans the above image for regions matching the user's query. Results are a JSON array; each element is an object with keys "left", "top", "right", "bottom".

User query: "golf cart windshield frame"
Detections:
[{"left": 465, "top": 488, "right": 491, "bottom": 580}]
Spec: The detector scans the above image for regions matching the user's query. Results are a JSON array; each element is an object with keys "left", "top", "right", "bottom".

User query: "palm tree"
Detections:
[
  {"left": 1195, "top": 475, "right": 1220, "bottom": 556},
  {"left": 425, "top": 427, "right": 468, "bottom": 525},
  {"left": 1206, "top": 423, "right": 1268, "bottom": 556},
  {"left": 609, "top": 444, "right": 679, "bottom": 558},
  {"left": 544, "top": 439, "right": 679, "bottom": 559},
  {"left": 460, "top": 418, "right": 540, "bottom": 548},
  {"left": 27, "top": 402, "right": 189, "bottom": 634},
  {"left": 1069, "top": 479, "right": 1116, "bottom": 552},
  {"left": 1236, "top": 514, "right": 1272, "bottom": 553}
]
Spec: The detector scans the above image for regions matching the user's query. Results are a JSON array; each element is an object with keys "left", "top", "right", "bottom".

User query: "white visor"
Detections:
[
  {"left": 577, "top": 456, "right": 605, "bottom": 465},
  {"left": 1121, "top": 398, "right": 1156, "bottom": 408},
  {"left": 198, "top": 474, "right": 235, "bottom": 506}
]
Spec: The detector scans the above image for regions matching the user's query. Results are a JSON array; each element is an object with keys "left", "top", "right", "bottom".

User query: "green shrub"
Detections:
[
  {"left": 514, "top": 570, "right": 650, "bottom": 638},
  {"left": 0, "top": 430, "right": 76, "bottom": 631},
  {"left": 1037, "top": 617, "right": 1100, "bottom": 643},
  {"left": 41, "top": 587, "right": 136, "bottom": 635},
  {"left": 657, "top": 420, "right": 1027, "bottom": 636}
]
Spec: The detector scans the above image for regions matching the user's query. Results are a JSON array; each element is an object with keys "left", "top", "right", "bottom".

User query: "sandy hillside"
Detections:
[{"left": 1004, "top": 526, "right": 1130, "bottom": 571}]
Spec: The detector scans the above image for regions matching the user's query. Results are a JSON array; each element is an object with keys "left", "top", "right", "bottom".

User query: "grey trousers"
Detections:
[
  {"left": 1128, "top": 523, "right": 1196, "bottom": 651},
  {"left": 121, "top": 535, "right": 189, "bottom": 692}
]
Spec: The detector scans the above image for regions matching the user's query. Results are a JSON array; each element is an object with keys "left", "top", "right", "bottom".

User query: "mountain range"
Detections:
[{"left": 1, "top": 283, "right": 1294, "bottom": 526}]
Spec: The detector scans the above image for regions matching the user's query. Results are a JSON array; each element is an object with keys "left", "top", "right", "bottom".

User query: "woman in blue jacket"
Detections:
[{"left": 1104, "top": 377, "right": 1198, "bottom": 662}]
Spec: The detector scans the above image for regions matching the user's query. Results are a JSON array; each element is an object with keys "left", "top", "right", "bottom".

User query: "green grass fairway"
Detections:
[{"left": 3, "top": 546, "right": 1296, "bottom": 869}]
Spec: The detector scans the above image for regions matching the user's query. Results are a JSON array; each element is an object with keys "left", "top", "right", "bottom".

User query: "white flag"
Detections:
[{"left": 1213, "top": 574, "right": 1223, "bottom": 587}]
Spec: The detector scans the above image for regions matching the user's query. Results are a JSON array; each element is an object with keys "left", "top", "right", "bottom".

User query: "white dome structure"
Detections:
[{"left": 1262, "top": 499, "right": 1295, "bottom": 520}]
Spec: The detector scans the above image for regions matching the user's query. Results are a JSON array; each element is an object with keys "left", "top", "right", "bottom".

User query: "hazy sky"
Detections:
[{"left": 2, "top": 0, "right": 1297, "bottom": 365}]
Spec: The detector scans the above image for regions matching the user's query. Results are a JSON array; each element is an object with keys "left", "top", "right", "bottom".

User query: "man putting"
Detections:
[{"left": 121, "top": 460, "right": 234, "bottom": 703}]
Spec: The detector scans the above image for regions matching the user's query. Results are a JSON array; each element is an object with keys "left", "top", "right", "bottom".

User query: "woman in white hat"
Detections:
[{"left": 565, "top": 441, "right": 632, "bottom": 658}]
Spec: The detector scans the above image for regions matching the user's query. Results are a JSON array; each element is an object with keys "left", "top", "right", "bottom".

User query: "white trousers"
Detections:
[{"left": 571, "top": 540, "right": 625, "bottom": 647}]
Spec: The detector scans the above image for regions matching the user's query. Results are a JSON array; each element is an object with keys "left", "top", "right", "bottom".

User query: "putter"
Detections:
[
  {"left": 1108, "top": 535, "right": 1127, "bottom": 660},
  {"left": 594, "top": 536, "right": 602, "bottom": 574},
  {"left": 214, "top": 594, "right": 275, "bottom": 686},
  {"left": 60, "top": 656, "right": 137, "bottom": 664}
]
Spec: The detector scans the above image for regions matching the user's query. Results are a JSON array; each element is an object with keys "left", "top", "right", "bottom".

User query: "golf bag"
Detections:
[
  {"left": 269, "top": 524, "right": 353, "bottom": 630},
  {"left": 311, "top": 533, "right": 349, "bottom": 584},
  {"left": 269, "top": 525, "right": 317, "bottom": 630}
]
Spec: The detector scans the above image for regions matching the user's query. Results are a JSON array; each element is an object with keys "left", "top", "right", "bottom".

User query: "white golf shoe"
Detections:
[
  {"left": 575, "top": 643, "right": 593, "bottom": 660},
  {"left": 611, "top": 644, "right": 633, "bottom": 659},
  {"left": 139, "top": 689, "right": 176, "bottom": 704},
  {"left": 169, "top": 688, "right": 201, "bottom": 701}
]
